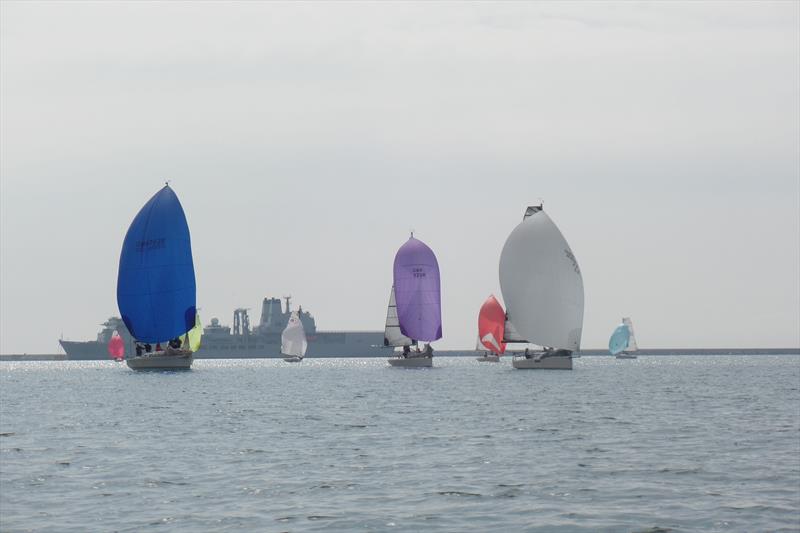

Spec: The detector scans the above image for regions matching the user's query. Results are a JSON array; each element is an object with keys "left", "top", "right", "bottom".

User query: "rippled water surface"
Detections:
[{"left": 1, "top": 356, "right": 799, "bottom": 532}]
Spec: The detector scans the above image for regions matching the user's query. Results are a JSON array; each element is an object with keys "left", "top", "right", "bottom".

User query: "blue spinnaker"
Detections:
[
  {"left": 117, "top": 185, "right": 196, "bottom": 343},
  {"left": 608, "top": 324, "right": 631, "bottom": 355}
]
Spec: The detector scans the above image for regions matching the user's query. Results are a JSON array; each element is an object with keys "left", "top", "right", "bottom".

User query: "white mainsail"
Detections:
[
  {"left": 281, "top": 311, "right": 307, "bottom": 358},
  {"left": 502, "top": 314, "right": 528, "bottom": 343},
  {"left": 499, "top": 206, "right": 584, "bottom": 351},
  {"left": 384, "top": 286, "right": 415, "bottom": 347},
  {"left": 622, "top": 317, "right": 639, "bottom": 351}
]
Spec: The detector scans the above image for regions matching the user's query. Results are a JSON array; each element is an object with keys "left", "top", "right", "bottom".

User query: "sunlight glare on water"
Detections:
[{"left": 1, "top": 355, "right": 799, "bottom": 532}]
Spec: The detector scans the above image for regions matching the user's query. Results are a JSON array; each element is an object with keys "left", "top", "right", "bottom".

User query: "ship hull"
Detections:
[
  {"left": 59, "top": 340, "right": 110, "bottom": 360},
  {"left": 60, "top": 332, "right": 388, "bottom": 360}
]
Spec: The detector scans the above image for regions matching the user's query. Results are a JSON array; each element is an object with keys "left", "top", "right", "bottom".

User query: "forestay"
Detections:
[{"left": 499, "top": 206, "right": 584, "bottom": 351}]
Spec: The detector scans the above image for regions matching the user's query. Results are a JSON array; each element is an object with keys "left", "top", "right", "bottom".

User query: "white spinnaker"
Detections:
[
  {"left": 622, "top": 317, "right": 638, "bottom": 351},
  {"left": 384, "top": 286, "right": 415, "bottom": 347},
  {"left": 281, "top": 311, "right": 307, "bottom": 357},
  {"left": 499, "top": 207, "right": 584, "bottom": 351}
]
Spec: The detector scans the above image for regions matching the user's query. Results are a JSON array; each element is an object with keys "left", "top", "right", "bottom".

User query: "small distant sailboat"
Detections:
[
  {"left": 387, "top": 234, "right": 442, "bottom": 368},
  {"left": 609, "top": 317, "right": 639, "bottom": 359},
  {"left": 107, "top": 331, "right": 124, "bottom": 362},
  {"left": 281, "top": 311, "right": 307, "bottom": 362},
  {"left": 476, "top": 295, "right": 506, "bottom": 362},
  {"left": 118, "top": 184, "right": 197, "bottom": 371},
  {"left": 499, "top": 205, "right": 585, "bottom": 370}
]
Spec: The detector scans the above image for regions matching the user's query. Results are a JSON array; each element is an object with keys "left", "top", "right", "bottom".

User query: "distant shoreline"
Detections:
[{"left": 1, "top": 348, "right": 798, "bottom": 361}]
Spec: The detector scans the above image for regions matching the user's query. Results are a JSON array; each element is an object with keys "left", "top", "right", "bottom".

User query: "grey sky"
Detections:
[{"left": 1, "top": 1, "right": 798, "bottom": 353}]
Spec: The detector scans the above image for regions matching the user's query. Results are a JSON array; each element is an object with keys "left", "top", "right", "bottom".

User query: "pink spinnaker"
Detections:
[{"left": 108, "top": 332, "right": 125, "bottom": 360}]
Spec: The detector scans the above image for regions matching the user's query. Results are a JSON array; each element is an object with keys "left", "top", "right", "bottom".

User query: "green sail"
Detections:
[{"left": 181, "top": 313, "right": 203, "bottom": 352}]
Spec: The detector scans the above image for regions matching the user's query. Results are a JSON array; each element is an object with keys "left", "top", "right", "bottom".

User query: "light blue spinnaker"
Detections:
[
  {"left": 116, "top": 185, "right": 196, "bottom": 343},
  {"left": 608, "top": 324, "right": 631, "bottom": 355}
]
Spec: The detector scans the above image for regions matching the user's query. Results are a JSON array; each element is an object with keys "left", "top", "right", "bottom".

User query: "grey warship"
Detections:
[{"left": 59, "top": 297, "right": 387, "bottom": 360}]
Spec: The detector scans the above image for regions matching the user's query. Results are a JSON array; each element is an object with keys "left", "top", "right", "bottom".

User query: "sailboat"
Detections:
[
  {"left": 476, "top": 295, "right": 506, "bottom": 362},
  {"left": 499, "top": 205, "right": 584, "bottom": 370},
  {"left": 107, "top": 331, "right": 124, "bottom": 362},
  {"left": 118, "top": 184, "right": 197, "bottom": 371},
  {"left": 610, "top": 317, "right": 638, "bottom": 359},
  {"left": 387, "top": 235, "right": 442, "bottom": 368},
  {"left": 281, "top": 311, "right": 307, "bottom": 362}
]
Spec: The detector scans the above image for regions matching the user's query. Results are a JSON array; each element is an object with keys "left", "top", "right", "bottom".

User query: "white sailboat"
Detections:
[
  {"left": 499, "top": 205, "right": 585, "bottom": 370},
  {"left": 281, "top": 311, "right": 307, "bottom": 363}
]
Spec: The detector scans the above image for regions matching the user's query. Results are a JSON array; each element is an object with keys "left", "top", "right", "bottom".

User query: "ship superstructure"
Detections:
[{"left": 59, "top": 297, "right": 386, "bottom": 360}]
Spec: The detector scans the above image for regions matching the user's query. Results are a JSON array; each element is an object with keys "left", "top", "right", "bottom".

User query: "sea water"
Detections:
[{"left": 1, "top": 356, "right": 798, "bottom": 532}]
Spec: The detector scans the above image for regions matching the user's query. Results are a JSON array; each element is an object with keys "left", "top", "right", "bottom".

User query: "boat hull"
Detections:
[
  {"left": 283, "top": 356, "right": 303, "bottom": 363},
  {"left": 615, "top": 353, "right": 637, "bottom": 359},
  {"left": 126, "top": 353, "right": 193, "bottom": 371},
  {"left": 476, "top": 355, "right": 500, "bottom": 362},
  {"left": 388, "top": 357, "right": 432, "bottom": 368},
  {"left": 512, "top": 355, "right": 572, "bottom": 370}
]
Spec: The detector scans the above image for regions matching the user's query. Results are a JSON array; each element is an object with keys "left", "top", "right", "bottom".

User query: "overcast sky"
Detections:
[{"left": 1, "top": 1, "right": 798, "bottom": 353}]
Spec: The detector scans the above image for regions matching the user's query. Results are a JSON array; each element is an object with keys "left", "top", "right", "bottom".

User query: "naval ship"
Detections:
[{"left": 59, "top": 297, "right": 387, "bottom": 360}]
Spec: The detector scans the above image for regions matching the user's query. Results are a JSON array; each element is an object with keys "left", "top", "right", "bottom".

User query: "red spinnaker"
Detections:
[
  {"left": 108, "top": 332, "right": 125, "bottom": 360},
  {"left": 478, "top": 295, "right": 506, "bottom": 354}
]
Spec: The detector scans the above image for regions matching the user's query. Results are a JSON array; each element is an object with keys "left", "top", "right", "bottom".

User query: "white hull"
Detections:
[
  {"left": 476, "top": 355, "right": 500, "bottom": 362},
  {"left": 388, "top": 356, "right": 432, "bottom": 368},
  {"left": 615, "top": 353, "right": 637, "bottom": 359},
  {"left": 126, "top": 351, "right": 193, "bottom": 371},
  {"left": 512, "top": 355, "right": 572, "bottom": 370},
  {"left": 283, "top": 356, "right": 303, "bottom": 363}
]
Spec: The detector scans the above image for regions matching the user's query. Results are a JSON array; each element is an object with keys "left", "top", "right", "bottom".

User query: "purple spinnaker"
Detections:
[{"left": 393, "top": 237, "right": 442, "bottom": 342}]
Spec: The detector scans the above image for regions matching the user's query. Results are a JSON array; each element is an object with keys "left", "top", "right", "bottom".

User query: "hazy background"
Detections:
[{"left": 1, "top": 1, "right": 798, "bottom": 353}]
